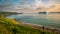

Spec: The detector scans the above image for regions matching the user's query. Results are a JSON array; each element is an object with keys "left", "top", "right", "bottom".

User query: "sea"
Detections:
[{"left": 7, "top": 13, "right": 60, "bottom": 29}]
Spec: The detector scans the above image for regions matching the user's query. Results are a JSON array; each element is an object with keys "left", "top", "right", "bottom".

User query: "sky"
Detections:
[{"left": 0, "top": 0, "right": 60, "bottom": 12}]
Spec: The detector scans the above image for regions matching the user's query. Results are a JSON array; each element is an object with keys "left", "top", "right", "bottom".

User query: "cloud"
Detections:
[
  {"left": 0, "top": 4, "right": 14, "bottom": 9},
  {"left": 35, "top": 0, "right": 60, "bottom": 7},
  {"left": 0, "top": 0, "right": 14, "bottom": 10},
  {"left": 0, "top": 0, "right": 34, "bottom": 11},
  {"left": 49, "top": 0, "right": 60, "bottom": 4},
  {"left": 0, "top": 0, "right": 60, "bottom": 12},
  {"left": 52, "top": 0, "right": 60, "bottom": 3},
  {"left": 0, "top": 0, "right": 23, "bottom": 10}
]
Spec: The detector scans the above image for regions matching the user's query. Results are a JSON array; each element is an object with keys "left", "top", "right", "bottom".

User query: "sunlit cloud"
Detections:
[{"left": 0, "top": 0, "right": 60, "bottom": 13}]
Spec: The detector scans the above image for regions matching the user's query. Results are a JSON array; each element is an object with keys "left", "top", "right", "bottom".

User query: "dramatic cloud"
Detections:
[
  {"left": 51, "top": 0, "right": 60, "bottom": 3},
  {"left": 0, "top": 0, "right": 60, "bottom": 12},
  {"left": 0, "top": 0, "right": 23, "bottom": 10},
  {"left": 0, "top": 0, "right": 34, "bottom": 11},
  {"left": 0, "top": 0, "right": 14, "bottom": 10}
]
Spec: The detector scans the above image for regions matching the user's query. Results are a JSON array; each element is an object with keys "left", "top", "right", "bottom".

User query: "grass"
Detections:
[{"left": 0, "top": 17, "right": 56, "bottom": 34}]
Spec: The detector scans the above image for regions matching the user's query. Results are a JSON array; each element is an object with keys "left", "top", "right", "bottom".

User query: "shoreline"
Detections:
[
  {"left": 16, "top": 20, "right": 60, "bottom": 34},
  {"left": 21, "top": 22, "right": 60, "bottom": 30},
  {"left": 18, "top": 20, "right": 60, "bottom": 29}
]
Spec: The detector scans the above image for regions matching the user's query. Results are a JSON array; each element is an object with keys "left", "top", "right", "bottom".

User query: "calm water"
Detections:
[{"left": 7, "top": 14, "right": 60, "bottom": 29}]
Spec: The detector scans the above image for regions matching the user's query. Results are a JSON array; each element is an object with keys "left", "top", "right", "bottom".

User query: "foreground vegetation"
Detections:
[{"left": 0, "top": 16, "right": 56, "bottom": 34}]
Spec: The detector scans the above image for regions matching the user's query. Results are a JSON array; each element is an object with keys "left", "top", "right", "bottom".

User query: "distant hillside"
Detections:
[{"left": 0, "top": 11, "right": 18, "bottom": 15}]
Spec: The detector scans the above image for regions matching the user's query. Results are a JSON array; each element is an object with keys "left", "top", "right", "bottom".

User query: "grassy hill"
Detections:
[{"left": 0, "top": 17, "right": 56, "bottom": 34}]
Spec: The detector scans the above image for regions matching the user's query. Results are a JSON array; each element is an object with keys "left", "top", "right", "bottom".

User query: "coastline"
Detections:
[
  {"left": 5, "top": 15, "right": 60, "bottom": 34},
  {"left": 6, "top": 14, "right": 60, "bottom": 34},
  {"left": 16, "top": 20, "right": 60, "bottom": 34},
  {"left": 0, "top": 17, "right": 56, "bottom": 34}
]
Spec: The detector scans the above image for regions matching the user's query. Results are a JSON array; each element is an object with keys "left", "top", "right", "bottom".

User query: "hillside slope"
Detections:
[{"left": 0, "top": 17, "right": 55, "bottom": 34}]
